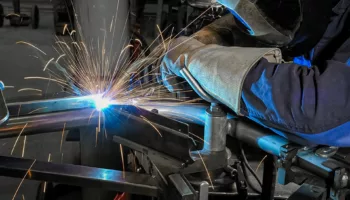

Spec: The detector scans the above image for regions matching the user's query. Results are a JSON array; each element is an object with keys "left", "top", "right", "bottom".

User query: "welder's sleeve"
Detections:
[{"left": 241, "top": 59, "right": 350, "bottom": 146}]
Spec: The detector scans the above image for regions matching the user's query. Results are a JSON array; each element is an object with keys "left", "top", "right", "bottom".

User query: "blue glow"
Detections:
[
  {"left": 293, "top": 55, "right": 312, "bottom": 67},
  {"left": 347, "top": 58, "right": 350, "bottom": 66},
  {"left": 91, "top": 94, "right": 111, "bottom": 111},
  {"left": 257, "top": 135, "right": 288, "bottom": 156},
  {"left": 228, "top": 8, "right": 255, "bottom": 35}
]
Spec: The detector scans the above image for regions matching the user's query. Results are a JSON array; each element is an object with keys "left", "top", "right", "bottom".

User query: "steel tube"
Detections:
[{"left": 0, "top": 108, "right": 97, "bottom": 138}]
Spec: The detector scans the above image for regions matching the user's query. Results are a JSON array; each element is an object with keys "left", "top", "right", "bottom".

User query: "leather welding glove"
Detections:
[{"left": 159, "top": 36, "right": 282, "bottom": 114}]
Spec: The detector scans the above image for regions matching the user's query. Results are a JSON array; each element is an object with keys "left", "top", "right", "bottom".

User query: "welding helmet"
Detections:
[{"left": 216, "top": 0, "right": 333, "bottom": 56}]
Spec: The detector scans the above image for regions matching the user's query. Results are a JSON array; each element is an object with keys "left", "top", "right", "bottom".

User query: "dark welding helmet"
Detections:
[{"left": 216, "top": 0, "right": 333, "bottom": 55}]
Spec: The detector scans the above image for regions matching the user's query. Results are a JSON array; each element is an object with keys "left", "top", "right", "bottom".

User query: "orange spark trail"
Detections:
[
  {"left": 197, "top": 151, "right": 214, "bottom": 189},
  {"left": 16, "top": 41, "right": 47, "bottom": 55},
  {"left": 21, "top": 136, "right": 27, "bottom": 158},
  {"left": 43, "top": 58, "right": 55, "bottom": 71},
  {"left": 11, "top": 123, "right": 28, "bottom": 155},
  {"left": 28, "top": 107, "right": 47, "bottom": 114},
  {"left": 12, "top": 159, "right": 36, "bottom": 200},
  {"left": 140, "top": 116, "right": 162, "bottom": 137},
  {"left": 60, "top": 123, "right": 66, "bottom": 152},
  {"left": 120, "top": 144, "right": 125, "bottom": 179}
]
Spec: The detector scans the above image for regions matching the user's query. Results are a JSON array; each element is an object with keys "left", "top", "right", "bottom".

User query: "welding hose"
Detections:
[{"left": 239, "top": 143, "right": 262, "bottom": 193}]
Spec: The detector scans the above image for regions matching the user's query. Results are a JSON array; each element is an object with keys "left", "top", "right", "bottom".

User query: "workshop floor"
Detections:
[{"left": 0, "top": 4, "right": 80, "bottom": 200}]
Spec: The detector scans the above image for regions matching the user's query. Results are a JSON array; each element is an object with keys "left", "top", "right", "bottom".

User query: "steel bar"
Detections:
[
  {"left": 7, "top": 96, "right": 96, "bottom": 117},
  {"left": 0, "top": 108, "right": 97, "bottom": 138},
  {"left": 0, "top": 156, "right": 160, "bottom": 197},
  {"left": 0, "top": 104, "right": 196, "bottom": 163}
]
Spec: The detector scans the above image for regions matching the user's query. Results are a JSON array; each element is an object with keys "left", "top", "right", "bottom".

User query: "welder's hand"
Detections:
[
  {"left": 157, "top": 36, "right": 282, "bottom": 114},
  {"left": 158, "top": 36, "right": 206, "bottom": 92}
]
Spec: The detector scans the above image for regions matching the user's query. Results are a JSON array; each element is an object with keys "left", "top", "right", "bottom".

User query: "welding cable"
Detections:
[
  {"left": 241, "top": 158, "right": 262, "bottom": 194},
  {"left": 239, "top": 143, "right": 263, "bottom": 189}
]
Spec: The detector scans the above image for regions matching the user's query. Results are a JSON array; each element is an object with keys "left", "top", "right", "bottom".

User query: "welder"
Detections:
[{"left": 157, "top": 0, "right": 350, "bottom": 146}]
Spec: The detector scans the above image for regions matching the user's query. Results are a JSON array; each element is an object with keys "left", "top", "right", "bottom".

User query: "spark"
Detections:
[
  {"left": 189, "top": 132, "right": 209, "bottom": 145},
  {"left": 28, "top": 107, "right": 47, "bottom": 114},
  {"left": 61, "top": 153, "right": 64, "bottom": 164},
  {"left": 18, "top": 88, "right": 42, "bottom": 93},
  {"left": 43, "top": 154, "right": 51, "bottom": 194},
  {"left": 17, "top": 104, "right": 21, "bottom": 117},
  {"left": 22, "top": 194, "right": 25, "bottom": 200},
  {"left": 11, "top": 123, "right": 28, "bottom": 155},
  {"left": 256, "top": 155, "right": 268, "bottom": 173},
  {"left": 24, "top": 77, "right": 68, "bottom": 86},
  {"left": 7, "top": 13, "right": 20, "bottom": 17},
  {"left": 12, "top": 159, "right": 36, "bottom": 200},
  {"left": 156, "top": 25, "right": 167, "bottom": 50},
  {"left": 95, "top": 127, "right": 99, "bottom": 147},
  {"left": 120, "top": 144, "right": 125, "bottom": 179},
  {"left": 55, "top": 41, "right": 71, "bottom": 50},
  {"left": 63, "top": 24, "right": 68, "bottom": 35},
  {"left": 71, "top": 42, "right": 81, "bottom": 50},
  {"left": 197, "top": 151, "right": 214, "bottom": 189},
  {"left": 134, "top": 39, "right": 142, "bottom": 46},
  {"left": 140, "top": 115, "right": 162, "bottom": 137},
  {"left": 16, "top": 41, "right": 47, "bottom": 55},
  {"left": 60, "top": 123, "right": 66, "bottom": 152},
  {"left": 56, "top": 54, "right": 66, "bottom": 63},
  {"left": 5, "top": 86, "right": 15, "bottom": 89},
  {"left": 70, "top": 30, "right": 76, "bottom": 35},
  {"left": 43, "top": 58, "right": 55, "bottom": 71},
  {"left": 21, "top": 136, "right": 26, "bottom": 158}
]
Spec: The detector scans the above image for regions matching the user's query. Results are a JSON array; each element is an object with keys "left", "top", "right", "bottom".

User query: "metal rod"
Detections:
[
  {"left": 261, "top": 154, "right": 277, "bottom": 200},
  {"left": 0, "top": 156, "right": 160, "bottom": 197},
  {"left": 0, "top": 108, "right": 97, "bottom": 138}
]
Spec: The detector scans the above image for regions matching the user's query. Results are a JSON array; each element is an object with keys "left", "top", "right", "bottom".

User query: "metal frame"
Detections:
[{"left": 0, "top": 96, "right": 349, "bottom": 199}]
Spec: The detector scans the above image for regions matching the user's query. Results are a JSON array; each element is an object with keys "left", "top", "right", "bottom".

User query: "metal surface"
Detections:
[
  {"left": 187, "top": 0, "right": 220, "bottom": 8},
  {"left": 316, "top": 146, "right": 339, "bottom": 158},
  {"left": 203, "top": 104, "right": 227, "bottom": 152},
  {"left": 199, "top": 181, "right": 209, "bottom": 200},
  {"left": 287, "top": 184, "right": 326, "bottom": 200},
  {"left": 0, "top": 108, "right": 97, "bottom": 138},
  {"left": 105, "top": 105, "right": 195, "bottom": 163},
  {"left": 180, "top": 68, "right": 218, "bottom": 103},
  {"left": 168, "top": 174, "right": 196, "bottom": 200},
  {"left": 7, "top": 96, "right": 96, "bottom": 116},
  {"left": 0, "top": 156, "right": 160, "bottom": 197},
  {"left": 113, "top": 135, "right": 183, "bottom": 169}
]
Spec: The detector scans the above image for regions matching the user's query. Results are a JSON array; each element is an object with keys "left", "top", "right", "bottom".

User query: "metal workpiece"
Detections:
[
  {"left": 105, "top": 105, "right": 196, "bottom": 163},
  {"left": 316, "top": 146, "right": 339, "bottom": 158},
  {"left": 7, "top": 96, "right": 97, "bottom": 117},
  {"left": 0, "top": 156, "right": 160, "bottom": 197},
  {"left": 203, "top": 104, "right": 227, "bottom": 153},
  {"left": 0, "top": 108, "right": 97, "bottom": 138},
  {"left": 184, "top": 150, "right": 228, "bottom": 174},
  {"left": 199, "top": 181, "right": 209, "bottom": 200},
  {"left": 168, "top": 174, "right": 196, "bottom": 200},
  {"left": 180, "top": 68, "right": 218, "bottom": 103}
]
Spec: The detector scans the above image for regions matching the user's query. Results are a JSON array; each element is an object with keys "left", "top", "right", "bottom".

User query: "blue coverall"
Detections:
[{"left": 241, "top": 0, "right": 350, "bottom": 146}]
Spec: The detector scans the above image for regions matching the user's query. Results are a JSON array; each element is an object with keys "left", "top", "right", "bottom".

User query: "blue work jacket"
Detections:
[{"left": 241, "top": 0, "right": 350, "bottom": 146}]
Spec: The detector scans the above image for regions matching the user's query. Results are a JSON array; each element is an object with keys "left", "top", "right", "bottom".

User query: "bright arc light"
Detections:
[{"left": 91, "top": 94, "right": 111, "bottom": 111}]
